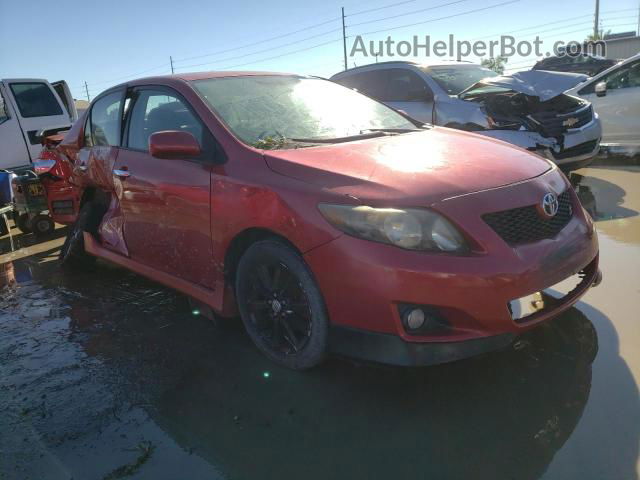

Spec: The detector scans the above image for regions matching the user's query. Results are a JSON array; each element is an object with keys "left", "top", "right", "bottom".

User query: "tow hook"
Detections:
[{"left": 592, "top": 269, "right": 603, "bottom": 287}]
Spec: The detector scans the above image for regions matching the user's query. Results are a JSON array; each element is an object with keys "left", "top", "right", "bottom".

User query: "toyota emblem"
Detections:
[{"left": 541, "top": 192, "right": 559, "bottom": 217}]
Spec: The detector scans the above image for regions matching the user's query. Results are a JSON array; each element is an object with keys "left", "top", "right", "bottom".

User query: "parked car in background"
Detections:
[
  {"left": 46, "top": 72, "right": 600, "bottom": 370},
  {"left": 533, "top": 54, "right": 618, "bottom": 77},
  {"left": 331, "top": 62, "right": 601, "bottom": 171},
  {"left": 0, "top": 78, "right": 77, "bottom": 171},
  {"left": 566, "top": 53, "right": 640, "bottom": 153}
]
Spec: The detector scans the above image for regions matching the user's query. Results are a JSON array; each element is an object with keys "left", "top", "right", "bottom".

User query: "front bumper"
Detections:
[
  {"left": 330, "top": 325, "right": 515, "bottom": 366},
  {"left": 304, "top": 169, "right": 599, "bottom": 365},
  {"left": 477, "top": 114, "right": 602, "bottom": 168}
]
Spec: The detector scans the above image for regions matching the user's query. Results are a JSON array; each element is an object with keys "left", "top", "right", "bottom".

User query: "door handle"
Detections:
[{"left": 113, "top": 168, "right": 130, "bottom": 178}]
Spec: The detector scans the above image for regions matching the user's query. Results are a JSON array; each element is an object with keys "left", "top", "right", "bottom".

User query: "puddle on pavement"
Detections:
[{"left": 1, "top": 165, "right": 639, "bottom": 480}]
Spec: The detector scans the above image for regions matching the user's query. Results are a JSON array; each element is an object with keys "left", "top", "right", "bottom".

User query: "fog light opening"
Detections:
[{"left": 406, "top": 308, "right": 426, "bottom": 330}]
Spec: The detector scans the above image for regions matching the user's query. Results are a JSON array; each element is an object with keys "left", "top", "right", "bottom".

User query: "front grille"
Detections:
[
  {"left": 529, "top": 105, "right": 593, "bottom": 138},
  {"left": 553, "top": 140, "right": 598, "bottom": 160},
  {"left": 483, "top": 190, "right": 573, "bottom": 245}
]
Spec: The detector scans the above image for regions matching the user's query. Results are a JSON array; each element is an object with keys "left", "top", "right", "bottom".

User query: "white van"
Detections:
[{"left": 0, "top": 78, "right": 77, "bottom": 170}]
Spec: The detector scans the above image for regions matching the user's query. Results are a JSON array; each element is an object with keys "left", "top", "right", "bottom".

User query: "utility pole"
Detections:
[
  {"left": 170, "top": 56, "right": 175, "bottom": 74},
  {"left": 84, "top": 81, "right": 90, "bottom": 102},
  {"left": 594, "top": 0, "right": 600, "bottom": 39},
  {"left": 341, "top": 7, "right": 348, "bottom": 71}
]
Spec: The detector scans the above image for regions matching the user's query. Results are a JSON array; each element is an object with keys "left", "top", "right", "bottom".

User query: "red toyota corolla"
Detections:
[{"left": 49, "top": 72, "right": 600, "bottom": 369}]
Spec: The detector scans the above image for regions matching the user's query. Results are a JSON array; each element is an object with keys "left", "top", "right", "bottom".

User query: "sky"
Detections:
[{"left": 1, "top": 0, "right": 638, "bottom": 101}]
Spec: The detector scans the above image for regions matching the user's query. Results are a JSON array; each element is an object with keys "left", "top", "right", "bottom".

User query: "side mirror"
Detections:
[
  {"left": 149, "top": 131, "right": 201, "bottom": 159},
  {"left": 595, "top": 81, "right": 607, "bottom": 97}
]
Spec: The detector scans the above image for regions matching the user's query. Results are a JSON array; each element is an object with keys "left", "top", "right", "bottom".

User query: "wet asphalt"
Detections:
[{"left": 0, "top": 162, "right": 639, "bottom": 480}]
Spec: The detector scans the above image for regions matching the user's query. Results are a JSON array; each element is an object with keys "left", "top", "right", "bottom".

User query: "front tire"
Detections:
[
  {"left": 59, "top": 203, "right": 97, "bottom": 269},
  {"left": 17, "top": 214, "right": 32, "bottom": 234},
  {"left": 235, "top": 239, "right": 329, "bottom": 370},
  {"left": 31, "top": 214, "right": 55, "bottom": 238}
]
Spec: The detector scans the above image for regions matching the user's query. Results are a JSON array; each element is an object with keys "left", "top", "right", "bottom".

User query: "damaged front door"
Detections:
[{"left": 116, "top": 87, "right": 214, "bottom": 289}]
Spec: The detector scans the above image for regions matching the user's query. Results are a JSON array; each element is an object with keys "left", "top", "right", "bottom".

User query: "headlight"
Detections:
[{"left": 318, "top": 204, "right": 468, "bottom": 253}]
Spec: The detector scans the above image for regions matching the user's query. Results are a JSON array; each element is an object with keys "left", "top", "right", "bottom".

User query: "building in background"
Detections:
[{"left": 603, "top": 32, "right": 640, "bottom": 60}]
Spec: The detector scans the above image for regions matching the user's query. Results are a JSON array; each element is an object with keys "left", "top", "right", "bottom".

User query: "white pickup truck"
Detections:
[{"left": 0, "top": 78, "right": 77, "bottom": 170}]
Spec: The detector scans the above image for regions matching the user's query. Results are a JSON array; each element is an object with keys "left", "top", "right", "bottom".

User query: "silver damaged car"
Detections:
[{"left": 331, "top": 62, "right": 602, "bottom": 171}]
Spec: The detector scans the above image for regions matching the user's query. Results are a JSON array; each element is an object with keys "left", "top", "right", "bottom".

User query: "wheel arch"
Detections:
[
  {"left": 223, "top": 227, "right": 303, "bottom": 285},
  {"left": 77, "top": 187, "right": 110, "bottom": 235}
]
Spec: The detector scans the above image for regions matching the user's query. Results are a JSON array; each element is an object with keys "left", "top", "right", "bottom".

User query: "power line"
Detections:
[
  {"left": 176, "top": 28, "right": 342, "bottom": 70},
  {"left": 502, "top": 21, "right": 638, "bottom": 71},
  {"left": 176, "top": 38, "right": 342, "bottom": 73},
  {"left": 346, "top": 0, "right": 418, "bottom": 18},
  {"left": 472, "top": 8, "right": 639, "bottom": 41},
  {"left": 86, "top": 63, "right": 169, "bottom": 87},
  {"left": 348, "top": 0, "right": 472, "bottom": 28},
  {"left": 507, "top": 16, "right": 634, "bottom": 40},
  {"left": 172, "top": 17, "right": 341, "bottom": 64},
  {"left": 352, "top": 0, "right": 521, "bottom": 37}
]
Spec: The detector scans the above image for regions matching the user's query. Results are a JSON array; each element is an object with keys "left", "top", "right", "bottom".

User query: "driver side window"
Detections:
[
  {"left": 580, "top": 61, "right": 640, "bottom": 94},
  {"left": 606, "top": 61, "right": 640, "bottom": 90},
  {"left": 127, "top": 89, "right": 203, "bottom": 152}
]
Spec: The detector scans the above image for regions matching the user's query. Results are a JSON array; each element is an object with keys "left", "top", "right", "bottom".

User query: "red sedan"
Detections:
[{"left": 50, "top": 72, "right": 600, "bottom": 369}]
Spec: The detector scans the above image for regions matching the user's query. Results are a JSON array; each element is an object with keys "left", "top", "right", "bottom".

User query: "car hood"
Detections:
[
  {"left": 464, "top": 70, "right": 589, "bottom": 101},
  {"left": 264, "top": 127, "right": 552, "bottom": 206}
]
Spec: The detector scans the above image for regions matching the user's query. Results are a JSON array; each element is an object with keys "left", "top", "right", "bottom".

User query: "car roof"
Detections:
[
  {"left": 102, "top": 71, "right": 302, "bottom": 94},
  {"left": 331, "top": 60, "right": 476, "bottom": 77},
  {"left": 170, "top": 71, "right": 299, "bottom": 81}
]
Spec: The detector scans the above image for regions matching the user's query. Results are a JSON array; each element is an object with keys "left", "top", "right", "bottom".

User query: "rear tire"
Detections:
[
  {"left": 59, "top": 203, "right": 97, "bottom": 269},
  {"left": 235, "top": 239, "right": 329, "bottom": 370}
]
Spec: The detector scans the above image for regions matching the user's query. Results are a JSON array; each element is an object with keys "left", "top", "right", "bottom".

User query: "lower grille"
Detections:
[
  {"left": 553, "top": 140, "right": 598, "bottom": 160},
  {"left": 483, "top": 190, "right": 573, "bottom": 245}
]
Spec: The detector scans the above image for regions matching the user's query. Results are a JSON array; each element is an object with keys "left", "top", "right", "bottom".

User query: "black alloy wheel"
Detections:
[{"left": 235, "top": 240, "right": 328, "bottom": 369}]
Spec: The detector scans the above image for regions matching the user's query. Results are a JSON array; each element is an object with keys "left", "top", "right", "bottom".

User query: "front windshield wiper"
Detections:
[
  {"left": 360, "top": 127, "right": 424, "bottom": 134},
  {"left": 290, "top": 130, "right": 394, "bottom": 144}
]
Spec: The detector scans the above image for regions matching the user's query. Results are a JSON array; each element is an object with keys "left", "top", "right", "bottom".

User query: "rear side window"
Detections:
[
  {"left": 127, "top": 89, "right": 203, "bottom": 151},
  {"left": 336, "top": 70, "right": 389, "bottom": 99},
  {"left": 384, "top": 69, "right": 430, "bottom": 102},
  {"left": 9, "top": 82, "right": 63, "bottom": 118},
  {"left": 90, "top": 91, "right": 123, "bottom": 146}
]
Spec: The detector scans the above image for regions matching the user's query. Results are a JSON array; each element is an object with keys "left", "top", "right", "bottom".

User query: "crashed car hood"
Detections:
[
  {"left": 264, "top": 127, "right": 552, "bottom": 206},
  {"left": 464, "top": 70, "right": 589, "bottom": 101}
]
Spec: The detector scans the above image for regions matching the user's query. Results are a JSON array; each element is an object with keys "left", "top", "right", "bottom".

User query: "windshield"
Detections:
[
  {"left": 421, "top": 65, "right": 499, "bottom": 95},
  {"left": 192, "top": 76, "right": 417, "bottom": 148},
  {"left": 459, "top": 83, "right": 513, "bottom": 100}
]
